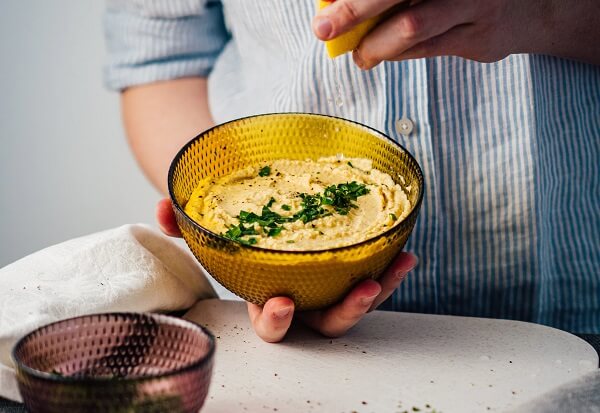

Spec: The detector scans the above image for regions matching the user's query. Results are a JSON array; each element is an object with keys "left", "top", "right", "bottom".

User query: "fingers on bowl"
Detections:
[
  {"left": 301, "top": 279, "right": 381, "bottom": 338},
  {"left": 369, "top": 252, "right": 418, "bottom": 310},
  {"left": 157, "top": 198, "right": 182, "bottom": 237}
]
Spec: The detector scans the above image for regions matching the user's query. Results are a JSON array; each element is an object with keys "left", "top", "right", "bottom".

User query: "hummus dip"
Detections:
[{"left": 184, "top": 157, "right": 411, "bottom": 250}]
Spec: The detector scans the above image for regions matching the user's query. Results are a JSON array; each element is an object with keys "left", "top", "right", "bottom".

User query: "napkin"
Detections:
[{"left": 0, "top": 224, "right": 217, "bottom": 402}]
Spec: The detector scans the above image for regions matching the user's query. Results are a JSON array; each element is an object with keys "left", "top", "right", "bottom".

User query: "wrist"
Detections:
[
  {"left": 511, "top": 0, "right": 559, "bottom": 56},
  {"left": 517, "top": 0, "right": 600, "bottom": 64}
]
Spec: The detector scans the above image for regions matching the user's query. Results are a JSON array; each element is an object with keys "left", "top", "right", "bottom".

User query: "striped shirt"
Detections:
[{"left": 104, "top": 0, "right": 600, "bottom": 333}]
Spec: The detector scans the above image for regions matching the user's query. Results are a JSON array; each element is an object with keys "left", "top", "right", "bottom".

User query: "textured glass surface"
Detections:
[
  {"left": 12, "top": 313, "right": 214, "bottom": 413},
  {"left": 169, "top": 113, "right": 424, "bottom": 310}
]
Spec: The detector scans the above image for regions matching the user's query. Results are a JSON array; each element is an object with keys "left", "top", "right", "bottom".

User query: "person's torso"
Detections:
[{"left": 208, "top": 0, "right": 600, "bottom": 333}]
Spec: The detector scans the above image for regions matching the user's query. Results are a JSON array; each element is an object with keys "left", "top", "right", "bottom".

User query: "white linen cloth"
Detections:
[{"left": 0, "top": 224, "right": 216, "bottom": 402}]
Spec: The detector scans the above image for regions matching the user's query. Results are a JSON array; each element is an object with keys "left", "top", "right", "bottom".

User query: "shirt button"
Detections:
[{"left": 396, "top": 118, "right": 414, "bottom": 136}]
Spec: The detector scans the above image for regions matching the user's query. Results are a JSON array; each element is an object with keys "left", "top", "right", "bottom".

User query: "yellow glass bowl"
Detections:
[{"left": 168, "top": 113, "right": 424, "bottom": 311}]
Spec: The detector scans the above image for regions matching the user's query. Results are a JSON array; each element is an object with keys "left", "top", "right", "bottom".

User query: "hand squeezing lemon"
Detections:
[{"left": 317, "top": 0, "right": 382, "bottom": 58}]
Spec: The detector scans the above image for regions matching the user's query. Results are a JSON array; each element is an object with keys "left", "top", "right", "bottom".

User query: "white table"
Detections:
[{"left": 185, "top": 299, "right": 598, "bottom": 413}]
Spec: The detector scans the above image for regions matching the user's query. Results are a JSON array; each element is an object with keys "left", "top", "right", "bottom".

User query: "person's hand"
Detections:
[
  {"left": 156, "top": 198, "right": 184, "bottom": 237},
  {"left": 156, "top": 198, "right": 418, "bottom": 342},
  {"left": 313, "top": 0, "right": 548, "bottom": 69},
  {"left": 247, "top": 251, "right": 417, "bottom": 342}
]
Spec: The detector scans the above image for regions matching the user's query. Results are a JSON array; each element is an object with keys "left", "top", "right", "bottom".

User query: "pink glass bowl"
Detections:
[{"left": 12, "top": 312, "right": 215, "bottom": 413}]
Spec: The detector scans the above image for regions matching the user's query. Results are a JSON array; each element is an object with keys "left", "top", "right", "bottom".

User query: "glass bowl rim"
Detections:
[
  {"left": 11, "top": 312, "right": 215, "bottom": 384},
  {"left": 168, "top": 112, "right": 425, "bottom": 254}
]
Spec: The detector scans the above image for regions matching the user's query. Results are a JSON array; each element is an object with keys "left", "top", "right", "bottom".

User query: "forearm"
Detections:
[
  {"left": 121, "top": 77, "right": 214, "bottom": 195},
  {"left": 528, "top": 0, "right": 600, "bottom": 65}
]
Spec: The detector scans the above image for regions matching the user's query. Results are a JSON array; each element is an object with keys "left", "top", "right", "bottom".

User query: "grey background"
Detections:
[{"left": 0, "top": 1, "right": 159, "bottom": 267}]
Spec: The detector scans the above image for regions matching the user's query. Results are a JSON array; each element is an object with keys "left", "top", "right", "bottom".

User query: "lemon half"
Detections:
[{"left": 318, "top": 0, "right": 381, "bottom": 58}]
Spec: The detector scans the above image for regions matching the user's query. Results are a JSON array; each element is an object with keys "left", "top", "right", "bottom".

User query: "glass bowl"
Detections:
[
  {"left": 168, "top": 113, "right": 424, "bottom": 310},
  {"left": 12, "top": 313, "right": 215, "bottom": 413}
]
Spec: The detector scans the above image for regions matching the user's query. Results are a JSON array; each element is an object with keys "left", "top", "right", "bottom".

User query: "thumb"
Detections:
[{"left": 247, "top": 297, "right": 295, "bottom": 343}]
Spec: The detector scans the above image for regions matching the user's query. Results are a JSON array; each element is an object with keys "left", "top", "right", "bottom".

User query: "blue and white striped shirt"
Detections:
[{"left": 104, "top": 0, "right": 600, "bottom": 333}]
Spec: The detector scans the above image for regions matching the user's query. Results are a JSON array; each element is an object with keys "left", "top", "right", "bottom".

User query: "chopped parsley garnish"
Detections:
[
  {"left": 223, "top": 223, "right": 258, "bottom": 245},
  {"left": 322, "top": 181, "right": 370, "bottom": 215},
  {"left": 258, "top": 166, "right": 271, "bottom": 177},
  {"left": 390, "top": 213, "right": 397, "bottom": 221},
  {"left": 239, "top": 205, "right": 289, "bottom": 228},
  {"left": 294, "top": 193, "right": 332, "bottom": 223},
  {"left": 267, "top": 227, "right": 283, "bottom": 237},
  {"left": 286, "top": 240, "right": 295, "bottom": 244},
  {"left": 221, "top": 181, "right": 370, "bottom": 245},
  {"left": 234, "top": 202, "right": 289, "bottom": 240}
]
